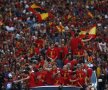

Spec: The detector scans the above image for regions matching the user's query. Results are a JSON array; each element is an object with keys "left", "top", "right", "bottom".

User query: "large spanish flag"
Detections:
[
  {"left": 28, "top": 4, "right": 52, "bottom": 22},
  {"left": 79, "top": 25, "right": 97, "bottom": 38}
]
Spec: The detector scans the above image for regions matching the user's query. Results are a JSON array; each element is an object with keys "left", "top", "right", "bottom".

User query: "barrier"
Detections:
[{"left": 30, "top": 86, "right": 81, "bottom": 90}]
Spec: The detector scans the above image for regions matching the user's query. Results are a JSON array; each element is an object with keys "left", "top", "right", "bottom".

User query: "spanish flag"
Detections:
[
  {"left": 56, "top": 25, "right": 64, "bottom": 32},
  {"left": 28, "top": 4, "right": 52, "bottom": 22},
  {"left": 79, "top": 25, "right": 97, "bottom": 38}
]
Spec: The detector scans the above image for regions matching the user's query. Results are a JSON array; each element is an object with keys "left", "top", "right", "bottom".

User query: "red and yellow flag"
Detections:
[
  {"left": 56, "top": 25, "right": 64, "bottom": 32},
  {"left": 28, "top": 4, "right": 53, "bottom": 22},
  {"left": 79, "top": 25, "right": 97, "bottom": 38}
]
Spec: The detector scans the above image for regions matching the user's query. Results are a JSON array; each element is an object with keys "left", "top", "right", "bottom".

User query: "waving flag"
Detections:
[
  {"left": 79, "top": 25, "right": 97, "bottom": 38},
  {"left": 28, "top": 4, "right": 53, "bottom": 22},
  {"left": 88, "top": 11, "right": 94, "bottom": 18},
  {"left": 56, "top": 24, "right": 64, "bottom": 32}
]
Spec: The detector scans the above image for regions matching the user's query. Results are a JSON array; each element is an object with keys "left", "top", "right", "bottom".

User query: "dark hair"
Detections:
[
  {"left": 74, "top": 33, "right": 79, "bottom": 37},
  {"left": 25, "top": 67, "right": 31, "bottom": 71},
  {"left": 24, "top": 70, "right": 29, "bottom": 74}
]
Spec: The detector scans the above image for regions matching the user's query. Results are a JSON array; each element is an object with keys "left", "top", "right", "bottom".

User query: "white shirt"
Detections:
[
  {"left": 6, "top": 26, "right": 15, "bottom": 32},
  {"left": 98, "top": 42, "right": 107, "bottom": 52}
]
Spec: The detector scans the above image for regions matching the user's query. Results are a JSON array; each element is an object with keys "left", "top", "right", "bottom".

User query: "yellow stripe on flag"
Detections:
[
  {"left": 79, "top": 25, "right": 97, "bottom": 38},
  {"left": 56, "top": 25, "right": 64, "bottom": 32},
  {"left": 79, "top": 31, "right": 87, "bottom": 35},
  {"left": 31, "top": 4, "right": 40, "bottom": 8},
  {"left": 40, "top": 13, "right": 49, "bottom": 20},
  {"left": 89, "top": 26, "right": 96, "bottom": 35}
]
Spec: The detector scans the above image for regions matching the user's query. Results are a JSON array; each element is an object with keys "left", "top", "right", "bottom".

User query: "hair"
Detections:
[{"left": 74, "top": 33, "right": 79, "bottom": 37}]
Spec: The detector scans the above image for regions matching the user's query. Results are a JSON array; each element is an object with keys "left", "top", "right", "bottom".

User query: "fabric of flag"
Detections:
[
  {"left": 65, "top": 14, "right": 72, "bottom": 20},
  {"left": 49, "top": 22, "right": 55, "bottom": 27},
  {"left": 56, "top": 25, "right": 64, "bottom": 32},
  {"left": 88, "top": 11, "right": 94, "bottom": 18},
  {"left": 79, "top": 25, "right": 97, "bottom": 38},
  {"left": 28, "top": 4, "right": 50, "bottom": 22}
]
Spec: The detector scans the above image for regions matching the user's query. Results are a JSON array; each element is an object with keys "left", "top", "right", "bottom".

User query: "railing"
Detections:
[{"left": 30, "top": 86, "right": 81, "bottom": 90}]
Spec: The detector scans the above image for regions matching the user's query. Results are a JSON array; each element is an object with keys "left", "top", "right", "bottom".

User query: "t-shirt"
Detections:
[
  {"left": 5, "top": 26, "right": 15, "bottom": 32},
  {"left": 46, "top": 48, "right": 58, "bottom": 60},
  {"left": 28, "top": 73, "right": 36, "bottom": 88},
  {"left": 87, "top": 68, "right": 93, "bottom": 78},
  {"left": 70, "top": 37, "right": 83, "bottom": 53},
  {"left": 45, "top": 71, "right": 53, "bottom": 85},
  {"left": 54, "top": 76, "right": 64, "bottom": 85}
]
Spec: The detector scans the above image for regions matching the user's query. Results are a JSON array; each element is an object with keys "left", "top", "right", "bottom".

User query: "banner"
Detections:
[
  {"left": 79, "top": 25, "right": 97, "bottom": 39},
  {"left": 28, "top": 4, "right": 53, "bottom": 22}
]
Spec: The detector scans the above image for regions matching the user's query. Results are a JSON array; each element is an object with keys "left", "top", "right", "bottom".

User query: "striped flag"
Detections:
[
  {"left": 56, "top": 25, "right": 64, "bottom": 32},
  {"left": 28, "top": 4, "right": 53, "bottom": 22},
  {"left": 79, "top": 25, "right": 97, "bottom": 38}
]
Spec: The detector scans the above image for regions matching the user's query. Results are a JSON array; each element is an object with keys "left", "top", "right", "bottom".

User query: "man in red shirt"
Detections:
[
  {"left": 46, "top": 43, "right": 58, "bottom": 61},
  {"left": 86, "top": 67, "right": 93, "bottom": 78},
  {"left": 34, "top": 44, "right": 40, "bottom": 55},
  {"left": 76, "top": 65, "right": 88, "bottom": 89},
  {"left": 70, "top": 33, "right": 83, "bottom": 55},
  {"left": 54, "top": 72, "right": 64, "bottom": 85},
  {"left": 16, "top": 68, "right": 36, "bottom": 89},
  {"left": 35, "top": 67, "right": 47, "bottom": 86},
  {"left": 69, "top": 72, "right": 81, "bottom": 87},
  {"left": 61, "top": 43, "right": 69, "bottom": 60},
  {"left": 45, "top": 70, "right": 54, "bottom": 85},
  {"left": 70, "top": 59, "right": 78, "bottom": 69},
  {"left": 61, "top": 65, "right": 70, "bottom": 85},
  {"left": 28, "top": 70, "right": 36, "bottom": 88},
  {"left": 44, "top": 64, "right": 60, "bottom": 85},
  {"left": 35, "top": 37, "right": 44, "bottom": 49}
]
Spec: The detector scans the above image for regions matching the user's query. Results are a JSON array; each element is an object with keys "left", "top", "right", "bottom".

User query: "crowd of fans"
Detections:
[{"left": 0, "top": 0, "right": 108, "bottom": 90}]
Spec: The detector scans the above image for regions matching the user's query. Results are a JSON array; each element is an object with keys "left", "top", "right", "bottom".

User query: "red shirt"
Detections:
[
  {"left": 28, "top": 73, "right": 36, "bottom": 88},
  {"left": 64, "top": 59, "right": 70, "bottom": 65},
  {"left": 61, "top": 70, "right": 70, "bottom": 85},
  {"left": 70, "top": 37, "right": 83, "bottom": 53},
  {"left": 76, "top": 69, "right": 86, "bottom": 78},
  {"left": 61, "top": 46, "right": 69, "bottom": 59},
  {"left": 36, "top": 80, "right": 44, "bottom": 86},
  {"left": 70, "top": 59, "right": 78, "bottom": 69},
  {"left": 87, "top": 68, "right": 93, "bottom": 78},
  {"left": 54, "top": 46, "right": 62, "bottom": 59},
  {"left": 46, "top": 48, "right": 58, "bottom": 60},
  {"left": 39, "top": 60, "right": 45, "bottom": 67},
  {"left": 74, "top": 49, "right": 84, "bottom": 56},
  {"left": 34, "top": 47, "right": 40, "bottom": 55},
  {"left": 35, "top": 71, "right": 47, "bottom": 86},
  {"left": 70, "top": 59, "right": 78, "bottom": 66},
  {"left": 35, "top": 39, "right": 44, "bottom": 49},
  {"left": 54, "top": 76, "right": 64, "bottom": 85},
  {"left": 69, "top": 76, "right": 79, "bottom": 86},
  {"left": 45, "top": 71, "right": 53, "bottom": 85},
  {"left": 78, "top": 77, "right": 85, "bottom": 86},
  {"left": 76, "top": 69, "right": 86, "bottom": 86}
]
